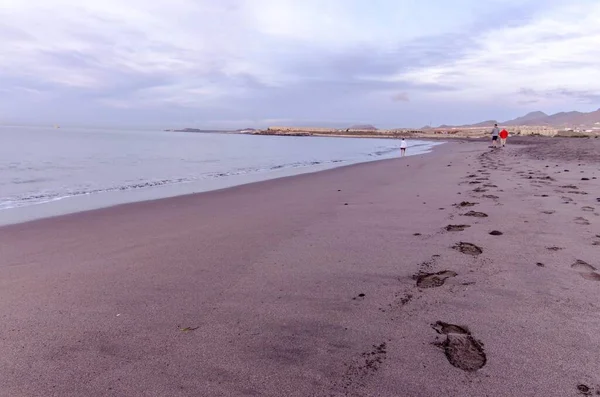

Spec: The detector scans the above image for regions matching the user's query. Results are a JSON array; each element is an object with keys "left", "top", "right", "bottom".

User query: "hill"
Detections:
[
  {"left": 439, "top": 108, "right": 600, "bottom": 128},
  {"left": 349, "top": 124, "right": 377, "bottom": 130}
]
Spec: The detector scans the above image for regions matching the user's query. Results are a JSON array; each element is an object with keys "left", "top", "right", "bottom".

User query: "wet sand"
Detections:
[{"left": 1, "top": 139, "right": 599, "bottom": 396}]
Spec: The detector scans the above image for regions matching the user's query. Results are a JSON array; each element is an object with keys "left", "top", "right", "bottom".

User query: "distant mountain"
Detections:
[
  {"left": 465, "top": 120, "right": 499, "bottom": 128},
  {"left": 349, "top": 124, "right": 377, "bottom": 130},
  {"left": 504, "top": 111, "right": 548, "bottom": 125},
  {"left": 440, "top": 108, "right": 600, "bottom": 128},
  {"left": 506, "top": 109, "right": 600, "bottom": 127}
]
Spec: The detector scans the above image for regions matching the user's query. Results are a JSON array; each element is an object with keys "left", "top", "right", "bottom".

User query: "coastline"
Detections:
[
  {"left": 0, "top": 139, "right": 443, "bottom": 227},
  {"left": 1, "top": 138, "right": 599, "bottom": 396}
]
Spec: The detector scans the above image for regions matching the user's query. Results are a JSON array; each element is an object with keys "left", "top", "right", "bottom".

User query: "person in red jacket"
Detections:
[{"left": 499, "top": 128, "right": 509, "bottom": 147}]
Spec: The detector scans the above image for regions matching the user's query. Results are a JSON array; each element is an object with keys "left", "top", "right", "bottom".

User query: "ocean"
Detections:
[{"left": 0, "top": 126, "right": 442, "bottom": 225}]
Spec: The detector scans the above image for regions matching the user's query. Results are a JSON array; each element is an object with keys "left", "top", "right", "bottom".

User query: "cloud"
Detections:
[
  {"left": 0, "top": 0, "right": 599, "bottom": 128},
  {"left": 518, "top": 87, "right": 600, "bottom": 104},
  {"left": 392, "top": 93, "right": 410, "bottom": 102},
  {"left": 392, "top": 2, "right": 600, "bottom": 106}
]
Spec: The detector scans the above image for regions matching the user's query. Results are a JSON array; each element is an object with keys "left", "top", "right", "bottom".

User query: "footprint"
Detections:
[
  {"left": 415, "top": 271, "right": 458, "bottom": 289},
  {"left": 456, "top": 201, "right": 478, "bottom": 208},
  {"left": 453, "top": 242, "right": 483, "bottom": 256},
  {"left": 582, "top": 207, "right": 595, "bottom": 212},
  {"left": 536, "top": 262, "right": 545, "bottom": 267},
  {"left": 569, "top": 191, "right": 589, "bottom": 195},
  {"left": 473, "top": 188, "right": 488, "bottom": 193},
  {"left": 483, "top": 195, "right": 499, "bottom": 200},
  {"left": 571, "top": 260, "right": 600, "bottom": 281},
  {"left": 577, "top": 384, "right": 593, "bottom": 396},
  {"left": 489, "top": 230, "right": 503, "bottom": 236},
  {"left": 542, "top": 211, "right": 556, "bottom": 215},
  {"left": 463, "top": 211, "right": 488, "bottom": 218},
  {"left": 431, "top": 322, "right": 487, "bottom": 372},
  {"left": 483, "top": 184, "right": 498, "bottom": 188},
  {"left": 547, "top": 246, "right": 564, "bottom": 251},
  {"left": 445, "top": 224, "right": 471, "bottom": 232},
  {"left": 575, "top": 217, "right": 591, "bottom": 226},
  {"left": 561, "top": 185, "right": 578, "bottom": 189}
]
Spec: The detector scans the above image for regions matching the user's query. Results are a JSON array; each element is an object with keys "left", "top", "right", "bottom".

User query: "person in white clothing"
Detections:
[{"left": 400, "top": 138, "right": 408, "bottom": 157}]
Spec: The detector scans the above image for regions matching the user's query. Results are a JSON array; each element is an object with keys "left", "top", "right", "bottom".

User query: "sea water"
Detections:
[{"left": 0, "top": 126, "right": 442, "bottom": 225}]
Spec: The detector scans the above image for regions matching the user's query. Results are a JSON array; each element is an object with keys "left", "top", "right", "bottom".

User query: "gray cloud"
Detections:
[
  {"left": 392, "top": 93, "right": 410, "bottom": 102},
  {"left": 1, "top": 0, "right": 599, "bottom": 129},
  {"left": 519, "top": 87, "right": 600, "bottom": 104}
]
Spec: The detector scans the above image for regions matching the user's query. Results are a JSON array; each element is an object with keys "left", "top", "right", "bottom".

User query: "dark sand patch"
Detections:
[
  {"left": 399, "top": 294, "right": 413, "bottom": 305},
  {"left": 337, "top": 342, "right": 388, "bottom": 394},
  {"left": 352, "top": 293, "right": 367, "bottom": 301}
]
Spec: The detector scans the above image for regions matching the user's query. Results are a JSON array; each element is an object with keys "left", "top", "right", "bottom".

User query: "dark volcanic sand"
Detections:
[{"left": 1, "top": 138, "right": 600, "bottom": 396}]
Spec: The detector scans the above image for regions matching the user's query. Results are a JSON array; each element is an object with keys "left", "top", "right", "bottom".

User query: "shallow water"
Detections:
[{"left": 0, "top": 127, "right": 441, "bottom": 224}]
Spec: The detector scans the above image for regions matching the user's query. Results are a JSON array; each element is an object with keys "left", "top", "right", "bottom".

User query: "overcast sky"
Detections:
[{"left": 1, "top": 0, "right": 599, "bottom": 129}]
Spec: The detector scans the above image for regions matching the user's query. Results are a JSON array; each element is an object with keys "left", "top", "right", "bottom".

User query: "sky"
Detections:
[{"left": 1, "top": 0, "right": 600, "bottom": 129}]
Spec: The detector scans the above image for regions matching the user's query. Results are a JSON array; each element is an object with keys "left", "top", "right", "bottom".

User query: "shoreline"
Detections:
[
  {"left": 0, "top": 140, "right": 443, "bottom": 227},
  {"left": 1, "top": 138, "right": 599, "bottom": 396}
]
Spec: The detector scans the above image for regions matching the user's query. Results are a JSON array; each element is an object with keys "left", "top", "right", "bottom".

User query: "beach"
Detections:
[{"left": 1, "top": 138, "right": 599, "bottom": 396}]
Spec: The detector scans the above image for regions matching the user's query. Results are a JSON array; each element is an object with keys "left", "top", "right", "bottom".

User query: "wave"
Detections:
[
  {"left": 0, "top": 141, "right": 440, "bottom": 211},
  {"left": 0, "top": 158, "right": 352, "bottom": 210}
]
